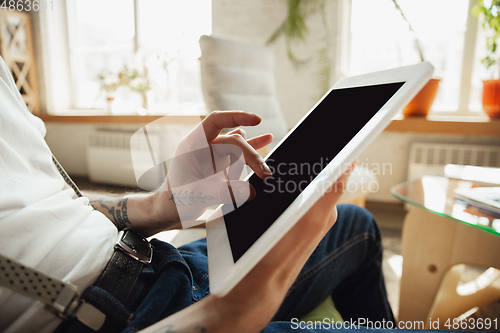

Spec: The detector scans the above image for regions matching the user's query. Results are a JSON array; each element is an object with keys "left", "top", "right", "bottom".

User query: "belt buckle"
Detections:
[{"left": 115, "top": 229, "right": 153, "bottom": 264}]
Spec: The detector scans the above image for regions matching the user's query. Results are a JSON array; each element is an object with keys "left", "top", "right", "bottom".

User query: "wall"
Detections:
[
  {"left": 45, "top": 121, "right": 198, "bottom": 182},
  {"left": 45, "top": 123, "right": 140, "bottom": 176},
  {"left": 359, "top": 132, "right": 500, "bottom": 202}
]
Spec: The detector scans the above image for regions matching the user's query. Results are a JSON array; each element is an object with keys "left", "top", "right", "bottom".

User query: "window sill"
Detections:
[
  {"left": 39, "top": 114, "right": 204, "bottom": 124},
  {"left": 39, "top": 114, "right": 500, "bottom": 136},
  {"left": 385, "top": 114, "right": 500, "bottom": 136}
]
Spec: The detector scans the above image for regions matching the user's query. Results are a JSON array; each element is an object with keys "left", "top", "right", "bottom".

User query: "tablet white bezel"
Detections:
[{"left": 206, "top": 62, "right": 434, "bottom": 297}]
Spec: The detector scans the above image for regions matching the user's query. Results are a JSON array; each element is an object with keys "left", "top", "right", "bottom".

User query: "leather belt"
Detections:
[
  {"left": 95, "top": 228, "right": 153, "bottom": 304},
  {"left": 56, "top": 228, "right": 153, "bottom": 332}
]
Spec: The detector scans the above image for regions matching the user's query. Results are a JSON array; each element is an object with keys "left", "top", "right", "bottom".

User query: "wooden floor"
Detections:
[{"left": 365, "top": 201, "right": 406, "bottom": 319}]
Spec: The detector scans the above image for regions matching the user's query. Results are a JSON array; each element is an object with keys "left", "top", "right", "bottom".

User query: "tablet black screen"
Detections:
[{"left": 223, "top": 81, "right": 405, "bottom": 262}]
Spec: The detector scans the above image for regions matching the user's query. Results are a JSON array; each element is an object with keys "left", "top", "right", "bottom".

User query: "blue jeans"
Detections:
[{"left": 77, "top": 204, "right": 397, "bottom": 332}]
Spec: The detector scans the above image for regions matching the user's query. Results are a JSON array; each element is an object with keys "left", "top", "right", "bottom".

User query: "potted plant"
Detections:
[
  {"left": 391, "top": 0, "right": 440, "bottom": 117},
  {"left": 474, "top": 0, "right": 500, "bottom": 118}
]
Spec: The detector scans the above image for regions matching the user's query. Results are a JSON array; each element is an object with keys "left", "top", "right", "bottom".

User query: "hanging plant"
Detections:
[
  {"left": 268, "top": 0, "right": 435, "bottom": 106},
  {"left": 390, "top": 0, "right": 424, "bottom": 62},
  {"left": 266, "top": 0, "right": 333, "bottom": 95},
  {"left": 391, "top": 0, "right": 440, "bottom": 116}
]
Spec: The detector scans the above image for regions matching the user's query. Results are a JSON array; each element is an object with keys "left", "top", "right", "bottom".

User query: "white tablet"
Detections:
[{"left": 205, "top": 62, "right": 434, "bottom": 297}]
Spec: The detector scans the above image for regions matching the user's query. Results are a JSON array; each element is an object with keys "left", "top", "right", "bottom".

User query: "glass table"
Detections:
[
  {"left": 391, "top": 176, "right": 500, "bottom": 328},
  {"left": 392, "top": 175, "right": 500, "bottom": 237}
]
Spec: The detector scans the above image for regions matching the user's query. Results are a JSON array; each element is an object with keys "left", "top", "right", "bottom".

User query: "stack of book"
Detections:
[
  {"left": 445, "top": 164, "right": 500, "bottom": 215},
  {"left": 454, "top": 187, "right": 500, "bottom": 216}
]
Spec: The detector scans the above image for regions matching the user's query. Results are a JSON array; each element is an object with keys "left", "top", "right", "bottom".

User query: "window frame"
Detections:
[
  {"left": 345, "top": 0, "right": 483, "bottom": 117},
  {"left": 456, "top": 0, "right": 480, "bottom": 116},
  {"left": 38, "top": 0, "right": 209, "bottom": 116}
]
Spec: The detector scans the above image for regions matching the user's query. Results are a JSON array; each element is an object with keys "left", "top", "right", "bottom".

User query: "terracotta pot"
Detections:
[
  {"left": 482, "top": 79, "right": 500, "bottom": 118},
  {"left": 402, "top": 78, "right": 440, "bottom": 117}
]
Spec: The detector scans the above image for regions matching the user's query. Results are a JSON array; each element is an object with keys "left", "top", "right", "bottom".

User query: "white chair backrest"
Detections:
[{"left": 199, "top": 34, "right": 288, "bottom": 146}]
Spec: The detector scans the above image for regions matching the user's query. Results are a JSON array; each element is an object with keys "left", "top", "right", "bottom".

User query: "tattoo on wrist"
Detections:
[
  {"left": 169, "top": 190, "right": 214, "bottom": 207},
  {"left": 90, "top": 197, "right": 130, "bottom": 230}
]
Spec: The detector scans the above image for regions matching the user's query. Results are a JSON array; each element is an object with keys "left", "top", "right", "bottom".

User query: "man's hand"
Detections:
[
  {"left": 148, "top": 111, "right": 274, "bottom": 231},
  {"left": 89, "top": 111, "right": 273, "bottom": 236}
]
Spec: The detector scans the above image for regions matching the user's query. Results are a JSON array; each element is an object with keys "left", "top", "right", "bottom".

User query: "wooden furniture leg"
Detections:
[
  {"left": 398, "top": 207, "right": 500, "bottom": 324},
  {"left": 425, "top": 265, "right": 500, "bottom": 329}
]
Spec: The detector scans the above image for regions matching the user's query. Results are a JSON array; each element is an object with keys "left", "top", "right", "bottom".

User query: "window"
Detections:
[
  {"left": 66, "top": 0, "right": 211, "bottom": 115},
  {"left": 349, "top": 0, "right": 484, "bottom": 116}
]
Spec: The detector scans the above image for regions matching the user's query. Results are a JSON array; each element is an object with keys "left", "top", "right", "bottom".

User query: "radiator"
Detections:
[
  {"left": 86, "top": 129, "right": 160, "bottom": 187},
  {"left": 407, "top": 142, "right": 500, "bottom": 181}
]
